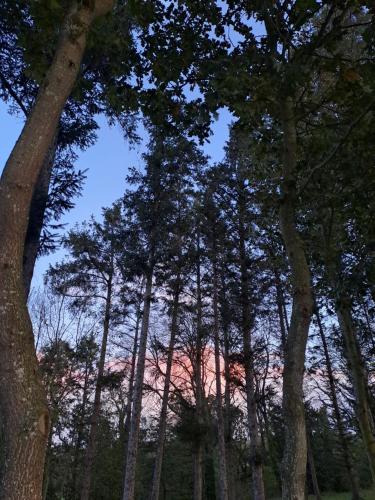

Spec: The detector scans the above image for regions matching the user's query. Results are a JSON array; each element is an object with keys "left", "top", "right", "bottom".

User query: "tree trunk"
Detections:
[
  {"left": 80, "top": 275, "right": 113, "bottom": 500},
  {"left": 193, "top": 232, "right": 205, "bottom": 500},
  {"left": 238, "top": 189, "right": 265, "bottom": 500},
  {"left": 306, "top": 430, "right": 321, "bottom": 500},
  {"left": 323, "top": 226, "right": 375, "bottom": 482},
  {"left": 122, "top": 271, "right": 153, "bottom": 500},
  {"left": 335, "top": 300, "right": 375, "bottom": 481},
  {"left": 315, "top": 306, "right": 361, "bottom": 500},
  {"left": 121, "top": 309, "right": 141, "bottom": 472},
  {"left": 279, "top": 97, "right": 314, "bottom": 500},
  {"left": 149, "top": 277, "right": 181, "bottom": 500},
  {"left": 23, "top": 138, "right": 56, "bottom": 298},
  {"left": 0, "top": 3, "right": 112, "bottom": 498},
  {"left": 212, "top": 259, "right": 229, "bottom": 500}
]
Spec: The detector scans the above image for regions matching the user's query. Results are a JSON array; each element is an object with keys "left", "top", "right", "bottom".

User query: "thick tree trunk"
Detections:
[
  {"left": 0, "top": 3, "right": 112, "bottom": 499},
  {"left": 80, "top": 275, "right": 113, "bottom": 500},
  {"left": 315, "top": 306, "right": 361, "bottom": 500},
  {"left": 212, "top": 259, "right": 229, "bottom": 500},
  {"left": 238, "top": 193, "right": 265, "bottom": 500},
  {"left": 122, "top": 271, "right": 153, "bottom": 500},
  {"left": 149, "top": 277, "right": 181, "bottom": 500},
  {"left": 279, "top": 97, "right": 314, "bottom": 500},
  {"left": 23, "top": 138, "right": 56, "bottom": 298}
]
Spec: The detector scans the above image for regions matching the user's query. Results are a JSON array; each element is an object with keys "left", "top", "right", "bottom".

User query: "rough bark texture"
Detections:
[
  {"left": 80, "top": 275, "right": 113, "bottom": 500},
  {"left": 279, "top": 98, "right": 314, "bottom": 500},
  {"left": 122, "top": 271, "right": 153, "bottom": 500},
  {"left": 238, "top": 187, "right": 265, "bottom": 500},
  {"left": 149, "top": 278, "right": 181, "bottom": 500},
  {"left": 0, "top": 3, "right": 113, "bottom": 498},
  {"left": 315, "top": 306, "right": 361, "bottom": 500}
]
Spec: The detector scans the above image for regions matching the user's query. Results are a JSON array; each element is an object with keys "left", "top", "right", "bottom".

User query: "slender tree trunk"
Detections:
[
  {"left": 335, "top": 300, "right": 375, "bottom": 481},
  {"left": 274, "top": 268, "right": 287, "bottom": 352},
  {"left": 121, "top": 309, "right": 141, "bottom": 471},
  {"left": 306, "top": 430, "right": 321, "bottom": 500},
  {"left": 238, "top": 193, "right": 265, "bottom": 500},
  {"left": 212, "top": 258, "right": 229, "bottom": 500},
  {"left": 122, "top": 271, "right": 153, "bottom": 500},
  {"left": 23, "top": 138, "right": 57, "bottom": 298},
  {"left": 219, "top": 274, "right": 235, "bottom": 500},
  {"left": 323, "top": 227, "right": 375, "bottom": 482},
  {"left": 149, "top": 277, "right": 181, "bottom": 500},
  {"left": 279, "top": 97, "right": 314, "bottom": 500},
  {"left": 315, "top": 306, "right": 361, "bottom": 500},
  {"left": 0, "top": 3, "right": 112, "bottom": 498},
  {"left": 193, "top": 234, "right": 205, "bottom": 500},
  {"left": 80, "top": 275, "right": 113, "bottom": 500},
  {"left": 72, "top": 358, "right": 91, "bottom": 499}
]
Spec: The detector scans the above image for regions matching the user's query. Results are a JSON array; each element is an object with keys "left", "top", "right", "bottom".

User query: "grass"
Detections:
[{"left": 307, "top": 489, "right": 375, "bottom": 500}]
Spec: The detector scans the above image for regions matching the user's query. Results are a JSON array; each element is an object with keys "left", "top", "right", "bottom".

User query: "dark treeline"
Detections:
[{"left": 0, "top": 2, "right": 375, "bottom": 500}]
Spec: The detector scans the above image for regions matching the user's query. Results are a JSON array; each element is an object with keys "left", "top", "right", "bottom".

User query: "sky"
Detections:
[{"left": 0, "top": 101, "right": 234, "bottom": 288}]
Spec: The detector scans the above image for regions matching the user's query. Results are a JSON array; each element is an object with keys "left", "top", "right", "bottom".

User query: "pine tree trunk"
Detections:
[
  {"left": 315, "top": 306, "right": 361, "bottom": 500},
  {"left": 212, "top": 259, "right": 229, "bottom": 500},
  {"left": 279, "top": 97, "right": 314, "bottom": 500},
  {"left": 23, "top": 138, "right": 56, "bottom": 298},
  {"left": 72, "top": 357, "right": 92, "bottom": 499},
  {"left": 335, "top": 300, "right": 375, "bottom": 481},
  {"left": 122, "top": 271, "right": 153, "bottom": 500},
  {"left": 323, "top": 228, "right": 375, "bottom": 482},
  {"left": 149, "top": 277, "right": 180, "bottom": 500},
  {"left": 306, "top": 431, "right": 321, "bottom": 500},
  {"left": 238, "top": 194, "right": 265, "bottom": 500},
  {"left": 0, "top": 3, "right": 112, "bottom": 498},
  {"left": 80, "top": 275, "right": 113, "bottom": 500},
  {"left": 193, "top": 234, "right": 205, "bottom": 500},
  {"left": 121, "top": 308, "right": 141, "bottom": 472}
]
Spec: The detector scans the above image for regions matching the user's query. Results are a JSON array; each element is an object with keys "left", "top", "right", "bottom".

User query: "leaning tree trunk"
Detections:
[
  {"left": 315, "top": 305, "right": 361, "bottom": 500},
  {"left": 279, "top": 97, "right": 314, "bottom": 500},
  {"left": 80, "top": 274, "right": 113, "bottom": 500},
  {"left": 23, "top": 137, "right": 57, "bottom": 298},
  {"left": 323, "top": 225, "right": 375, "bottom": 482},
  {"left": 0, "top": 3, "right": 113, "bottom": 499},
  {"left": 122, "top": 270, "right": 153, "bottom": 500},
  {"left": 149, "top": 276, "right": 181, "bottom": 500}
]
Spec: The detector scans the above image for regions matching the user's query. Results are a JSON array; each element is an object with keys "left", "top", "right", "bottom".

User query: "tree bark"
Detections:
[
  {"left": 306, "top": 430, "right": 321, "bottom": 500},
  {"left": 23, "top": 138, "right": 56, "bottom": 298},
  {"left": 121, "top": 308, "right": 141, "bottom": 473},
  {"left": 279, "top": 97, "right": 314, "bottom": 500},
  {"left": 0, "top": 3, "right": 113, "bottom": 499},
  {"left": 80, "top": 273, "right": 113, "bottom": 500},
  {"left": 238, "top": 185, "right": 265, "bottom": 500},
  {"left": 315, "top": 306, "right": 361, "bottom": 500},
  {"left": 149, "top": 276, "right": 181, "bottom": 500},
  {"left": 212, "top": 258, "right": 229, "bottom": 500},
  {"left": 122, "top": 271, "right": 153, "bottom": 500},
  {"left": 193, "top": 231, "right": 205, "bottom": 500}
]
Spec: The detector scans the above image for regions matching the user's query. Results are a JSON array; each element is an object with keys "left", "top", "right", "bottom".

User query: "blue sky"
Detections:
[{"left": 0, "top": 101, "right": 233, "bottom": 288}]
